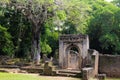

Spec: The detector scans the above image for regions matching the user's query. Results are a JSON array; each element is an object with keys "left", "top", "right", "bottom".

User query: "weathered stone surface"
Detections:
[
  {"left": 97, "top": 74, "right": 106, "bottom": 80},
  {"left": 99, "top": 55, "right": 120, "bottom": 77},
  {"left": 59, "top": 34, "right": 89, "bottom": 70},
  {"left": 82, "top": 67, "right": 93, "bottom": 80},
  {"left": 43, "top": 54, "right": 50, "bottom": 63},
  {"left": 43, "top": 61, "right": 55, "bottom": 76},
  {"left": 21, "top": 66, "right": 43, "bottom": 73},
  {"left": 56, "top": 69, "right": 81, "bottom": 77}
]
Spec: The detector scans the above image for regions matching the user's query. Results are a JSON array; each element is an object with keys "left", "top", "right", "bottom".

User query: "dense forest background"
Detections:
[{"left": 0, "top": 0, "right": 120, "bottom": 61}]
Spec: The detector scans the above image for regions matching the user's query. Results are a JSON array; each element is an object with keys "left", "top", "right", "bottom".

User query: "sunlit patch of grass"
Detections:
[
  {"left": 0, "top": 72, "right": 80, "bottom": 80},
  {"left": 0, "top": 0, "right": 9, "bottom": 3},
  {"left": 0, "top": 72, "right": 46, "bottom": 80},
  {"left": 0, "top": 72, "right": 119, "bottom": 80},
  {"left": 106, "top": 78, "right": 120, "bottom": 80}
]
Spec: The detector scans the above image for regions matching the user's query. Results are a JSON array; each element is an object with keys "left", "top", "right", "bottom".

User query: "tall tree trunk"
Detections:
[{"left": 31, "top": 28, "right": 41, "bottom": 65}]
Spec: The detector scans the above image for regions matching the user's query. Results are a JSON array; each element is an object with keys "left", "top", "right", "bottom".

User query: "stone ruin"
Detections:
[
  {"left": 0, "top": 34, "right": 119, "bottom": 80},
  {"left": 59, "top": 34, "right": 89, "bottom": 70},
  {"left": 59, "top": 34, "right": 99, "bottom": 79}
]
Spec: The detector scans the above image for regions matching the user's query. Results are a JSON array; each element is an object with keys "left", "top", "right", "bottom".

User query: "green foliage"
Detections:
[
  {"left": 41, "top": 42, "right": 52, "bottom": 54},
  {"left": 0, "top": 25, "right": 14, "bottom": 56},
  {"left": 40, "top": 19, "right": 59, "bottom": 55},
  {"left": 88, "top": 1, "right": 120, "bottom": 54},
  {"left": 0, "top": 2, "right": 32, "bottom": 57},
  {"left": 1, "top": 0, "right": 120, "bottom": 58},
  {"left": 112, "top": 0, "right": 120, "bottom": 7},
  {"left": 56, "top": 10, "right": 66, "bottom": 21},
  {"left": 0, "top": 0, "right": 10, "bottom": 3},
  {"left": 60, "top": 0, "right": 91, "bottom": 34}
]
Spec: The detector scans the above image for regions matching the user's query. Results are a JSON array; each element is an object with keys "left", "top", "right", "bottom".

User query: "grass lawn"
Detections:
[
  {"left": 106, "top": 78, "right": 120, "bottom": 80},
  {"left": 0, "top": 72, "right": 45, "bottom": 80},
  {"left": 0, "top": 72, "right": 120, "bottom": 80},
  {"left": 0, "top": 72, "right": 79, "bottom": 80}
]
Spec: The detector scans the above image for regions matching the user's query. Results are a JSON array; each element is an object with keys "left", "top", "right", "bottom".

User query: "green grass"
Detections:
[
  {"left": 0, "top": 72, "right": 47, "bottom": 80},
  {"left": 106, "top": 78, "right": 120, "bottom": 80},
  {"left": 0, "top": 72, "right": 79, "bottom": 80},
  {"left": 0, "top": 72, "right": 119, "bottom": 80}
]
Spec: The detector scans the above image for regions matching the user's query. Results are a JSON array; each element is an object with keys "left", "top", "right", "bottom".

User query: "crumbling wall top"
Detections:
[{"left": 59, "top": 34, "right": 88, "bottom": 42}]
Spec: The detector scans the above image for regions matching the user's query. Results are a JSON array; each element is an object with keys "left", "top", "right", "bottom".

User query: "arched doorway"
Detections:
[
  {"left": 59, "top": 34, "right": 89, "bottom": 70},
  {"left": 66, "top": 45, "right": 81, "bottom": 70}
]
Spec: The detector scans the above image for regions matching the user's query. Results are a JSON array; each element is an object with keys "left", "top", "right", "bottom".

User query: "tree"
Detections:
[
  {"left": 0, "top": 1, "right": 32, "bottom": 58},
  {"left": 0, "top": 25, "right": 14, "bottom": 56},
  {"left": 0, "top": 1, "right": 15, "bottom": 56},
  {"left": 6, "top": 0, "right": 56, "bottom": 64},
  {"left": 55, "top": 0, "right": 91, "bottom": 34},
  {"left": 112, "top": 0, "right": 120, "bottom": 7},
  {"left": 88, "top": 0, "right": 120, "bottom": 54},
  {"left": 46, "top": 22, "right": 59, "bottom": 57}
]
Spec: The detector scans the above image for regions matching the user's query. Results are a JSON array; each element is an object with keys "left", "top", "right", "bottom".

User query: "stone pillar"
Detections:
[
  {"left": 59, "top": 40, "right": 64, "bottom": 68},
  {"left": 82, "top": 67, "right": 93, "bottom": 80},
  {"left": 44, "top": 61, "right": 55, "bottom": 76},
  {"left": 92, "top": 51, "right": 99, "bottom": 77},
  {"left": 97, "top": 74, "right": 106, "bottom": 80}
]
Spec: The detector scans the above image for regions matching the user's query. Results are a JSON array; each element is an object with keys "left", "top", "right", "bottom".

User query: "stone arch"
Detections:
[
  {"left": 59, "top": 34, "right": 89, "bottom": 70},
  {"left": 65, "top": 44, "right": 82, "bottom": 70},
  {"left": 66, "top": 44, "right": 80, "bottom": 54}
]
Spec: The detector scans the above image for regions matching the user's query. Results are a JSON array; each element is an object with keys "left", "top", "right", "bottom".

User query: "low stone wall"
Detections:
[{"left": 99, "top": 55, "right": 120, "bottom": 77}]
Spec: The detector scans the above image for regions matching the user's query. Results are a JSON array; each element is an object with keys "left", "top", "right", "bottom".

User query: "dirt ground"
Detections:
[
  {"left": 26, "top": 73, "right": 80, "bottom": 80},
  {"left": 39, "top": 76, "right": 80, "bottom": 80}
]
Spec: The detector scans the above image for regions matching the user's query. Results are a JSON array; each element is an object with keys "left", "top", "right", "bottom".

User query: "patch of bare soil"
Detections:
[
  {"left": 38, "top": 75, "right": 80, "bottom": 80},
  {"left": 12, "top": 73, "right": 80, "bottom": 80}
]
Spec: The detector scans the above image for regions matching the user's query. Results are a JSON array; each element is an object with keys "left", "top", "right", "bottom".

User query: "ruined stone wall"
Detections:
[
  {"left": 82, "top": 35, "right": 89, "bottom": 59},
  {"left": 59, "top": 34, "right": 89, "bottom": 69},
  {"left": 99, "top": 55, "right": 120, "bottom": 77},
  {"left": 87, "top": 49, "right": 99, "bottom": 76}
]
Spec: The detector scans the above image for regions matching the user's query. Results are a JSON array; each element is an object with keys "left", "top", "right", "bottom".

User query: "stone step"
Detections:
[
  {"left": 18, "top": 70, "right": 28, "bottom": 73},
  {"left": 56, "top": 72, "right": 76, "bottom": 77},
  {"left": 0, "top": 68, "right": 20, "bottom": 73},
  {"left": 0, "top": 65, "right": 19, "bottom": 68},
  {"left": 57, "top": 69, "right": 81, "bottom": 74},
  {"left": 0, "top": 69, "right": 9, "bottom": 73},
  {"left": 20, "top": 66, "right": 43, "bottom": 73},
  {"left": 55, "top": 69, "right": 81, "bottom": 77},
  {"left": 0, "top": 68, "right": 27, "bottom": 73}
]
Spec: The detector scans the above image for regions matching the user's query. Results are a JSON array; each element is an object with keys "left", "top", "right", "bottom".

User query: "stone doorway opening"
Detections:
[
  {"left": 67, "top": 45, "right": 80, "bottom": 70},
  {"left": 59, "top": 34, "right": 89, "bottom": 70}
]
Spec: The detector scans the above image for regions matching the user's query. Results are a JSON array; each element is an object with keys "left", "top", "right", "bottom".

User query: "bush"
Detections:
[{"left": 0, "top": 25, "right": 14, "bottom": 56}]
